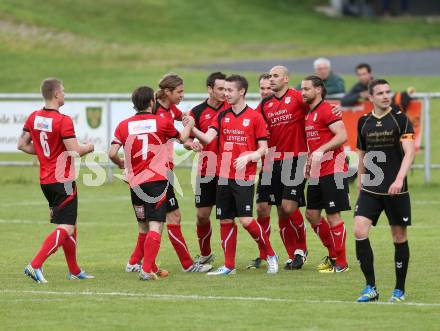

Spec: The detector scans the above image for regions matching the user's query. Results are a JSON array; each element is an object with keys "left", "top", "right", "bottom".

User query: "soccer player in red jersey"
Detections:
[
  {"left": 258, "top": 72, "right": 272, "bottom": 99},
  {"left": 143, "top": 73, "right": 211, "bottom": 273},
  {"left": 247, "top": 72, "right": 275, "bottom": 269},
  {"left": 109, "top": 86, "right": 199, "bottom": 280},
  {"left": 185, "top": 72, "right": 229, "bottom": 265},
  {"left": 188, "top": 74, "right": 278, "bottom": 275},
  {"left": 19, "top": 78, "right": 95, "bottom": 283},
  {"left": 302, "top": 75, "right": 350, "bottom": 273},
  {"left": 255, "top": 66, "right": 309, "bottom": 270}
]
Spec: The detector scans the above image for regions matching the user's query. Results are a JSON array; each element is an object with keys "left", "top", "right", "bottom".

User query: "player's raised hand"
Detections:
[{"left": 182, "top": 115, "right": 194, "bottom": 128}]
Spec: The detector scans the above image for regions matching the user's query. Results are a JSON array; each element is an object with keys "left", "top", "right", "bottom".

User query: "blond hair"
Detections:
[
  {"left": 40, "top": 78, "right": 63, "bottom": 100},
  {"left": 156, "top": 73, "right": 183, "bottom": 100}
]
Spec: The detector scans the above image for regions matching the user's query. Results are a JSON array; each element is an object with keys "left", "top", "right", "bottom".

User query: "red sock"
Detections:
[
  {"left": 330, "top": 221, "right": 347, "bottom": 267},
  {"left": 257, "top": 216, "right": 271, "bottom": 259},
  {"left": 245, "top": 219, "right": 275, "bottom": 257},
  {"left": 288, "top": 209, "right": 307, "bottom": 253},
  {"left": 129, "top": 232, "right": 147, "bottom": 265},
  {"left": 278, "top": 217, "right": 296, "bottom": 259},
  {"left": 311, "top": 218, "right": 336, "bottom": 258},
  {"left": 62, "top": 227, "right": 81, "bottom": 275},
  {"left": 151, "top": 262, "right": 159, "bottom": 273},
  {"left": 31, "top": 227, "right": 69, "bottom": 268},
  {"left": 220, "top": 222, "right": 237, "bottom": 269},
  {"left": 196, "top": 221, "right": 212, "bottom": 257},
  {"left": 167, "top": 224, "right": 193, "bottom": 270},
  {"left": 142, "top": 231, "right": 161, "bottom": 273}
]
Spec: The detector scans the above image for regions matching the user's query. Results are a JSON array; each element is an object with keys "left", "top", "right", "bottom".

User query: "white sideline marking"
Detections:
[
  {"left": 1, "top": 289, "right": 440, "bottom": 308},
  {"left": 413, "top": 200, "right": 440, "bottom": 205}
]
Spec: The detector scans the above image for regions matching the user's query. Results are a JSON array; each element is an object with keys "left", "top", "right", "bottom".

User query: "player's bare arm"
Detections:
[
  {"left": 313, "top": 120, "right": 347, "bottom": 156},
  {"left": 63, "top": 138, "right": 94, "bottom": 157},
  {"left": 190, "top": 127, "right": 217, "bottom": 145},
  {"left": 234, "top": 140, "right": 268, "bottom": 170},
  {"left": 183, "top": 138, "right": 203, "bottom": 152},
  {"left": 108, "top": 144, "right": 124, "bottom": 169},
  {"left": 388, "top": 138, "right": 415, "bottom": 195},
  {"left": 178, "top": 115, "right": 195, "bottom": 143},
  {"left": 357, "top": 149, "right": 366, "bottom": 191},
  {"left": 17, "top": 131, "right": 36, "bottom": 155}
]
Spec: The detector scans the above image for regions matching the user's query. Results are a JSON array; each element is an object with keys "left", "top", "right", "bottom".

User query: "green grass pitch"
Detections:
[{"left": 0, "top": 165, "right": 439, "bottom": 330}]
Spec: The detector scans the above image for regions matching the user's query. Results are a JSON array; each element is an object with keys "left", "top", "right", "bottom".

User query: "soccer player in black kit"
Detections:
[{"left": 354, "top": 79, "right": 415, "bottom": 303}]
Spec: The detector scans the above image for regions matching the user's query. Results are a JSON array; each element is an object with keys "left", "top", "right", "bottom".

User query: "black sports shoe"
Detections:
[
  {"left": 246, "top": 257, "right": 264, "bottom": 269},
  {"left": 284, "top": 249, "right": 307, "bottom": 270}
]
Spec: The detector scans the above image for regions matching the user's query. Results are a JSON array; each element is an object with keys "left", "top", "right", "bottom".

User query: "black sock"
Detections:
[
  {"left": 356, "top": 238, "right": 375, "bottom": 287},
  {"left": 394, "top": 241, "right": 410, "bottom": 292}
]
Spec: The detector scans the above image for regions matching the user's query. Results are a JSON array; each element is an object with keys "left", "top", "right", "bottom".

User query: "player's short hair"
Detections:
[
  {"left": 303, "top": 75, "right": 327, "bottom": 99},
  {"left": 206, "top": 72, "right": 227, "bottom": 88},
  {"left": 225, "top": 74, "right": 248, "bottom": 95},
  {"left": 356, "top": 63, "right": 372, "bottom": 73},
  {"left": 368, "top": 79, "right": 389, "bottom": 95},
  {"left": 40, "top": 78, "right": 63, "bottom": 100},
  {"left": 258, "top": 73, "right": 271, "bottom": 82},
  {"left": 313, "top": 57, "right": 331, "bottom": 70},
  {"left": 132, "top": 86, "right": 155, "bottom": 112},
  {"left": 156, "top": 73, "right": 183, "bottom": 100}
]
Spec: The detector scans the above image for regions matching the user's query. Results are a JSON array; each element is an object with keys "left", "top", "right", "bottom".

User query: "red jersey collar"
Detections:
[
  {"left": 205, "top": 99, "right": 225, "bottom": 111},
  {"left": 307, "top": 99, "right": 324, "bottom": 114},
  {"left": 43, "top": 107, "right": 59, "bottom": 112},
  {"left": 227, "top": 105, "right": 249, "bottom": 118}
]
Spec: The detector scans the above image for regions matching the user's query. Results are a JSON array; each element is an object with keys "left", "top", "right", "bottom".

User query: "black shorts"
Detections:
[
  {"left": 40, "top": 181, "right": 78, "bottom": 225},
  {"left": 130, "top": 180, "right": 168, "bottom": 222},
  {"left": 354, "top": 190, "right": 411, "bottom": 227},
  {"left": 306, "top": 174, "right": 351, "bottom": 214},
  {"left": 269, "top": 158, "right": 306, "bottom": 206},
  {"left": 195, "top": 175, "right": 217, "bottom": 208},
  {"left": 216, "top": 178, "right": 254, "bottom": 219},
  {"left": 256, "top": 172, "right": 271, "bottom": 204},
  {"left": 166, "top": 184, "right": 179, "bottom": 213}
]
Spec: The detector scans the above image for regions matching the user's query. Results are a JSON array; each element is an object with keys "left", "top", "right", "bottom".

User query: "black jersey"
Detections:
[{"left": 357, "top": 107, "right": 414, "bottom": 195}]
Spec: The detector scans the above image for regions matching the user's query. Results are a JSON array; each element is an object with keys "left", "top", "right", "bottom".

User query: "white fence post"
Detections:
[
  {"left": 106, "top": 97, "right": 113, "bottom": 183},
  {"left": 424, "top": 96, "right": 431, "bottom": 184}
]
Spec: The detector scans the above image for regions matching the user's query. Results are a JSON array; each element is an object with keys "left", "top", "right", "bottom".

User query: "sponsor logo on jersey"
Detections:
[
  {"left": 224, "top": 117, "right": 230, "bottom": 123},
  {"left": 245, "top": 205, "right": 251, "bottom": 211},
  {"left": 128, "top": 119, "right": 157, "bottom": 135},
  {"left": 329, "top": 201, "right": 335, "bottom": 207},
  {"left": 242, "top": 119, "right": 250, "bottom": 127},
  {"left": 376, "top": 121, "right": 382, "bottom": 127},
  {"left": 403, "top": 217, "right": 409, "bottom": 222},
  {"left": 34, "top": 116, "right": 53, "bottom": 132},
  {"left": 86, "top": 107, "right": 102, "bottom": 129}
]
